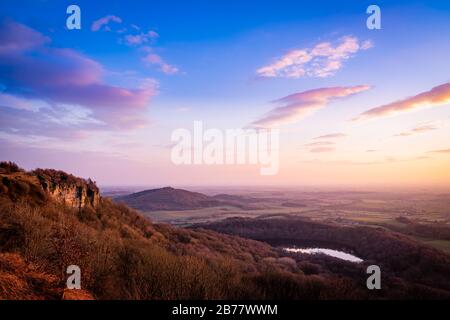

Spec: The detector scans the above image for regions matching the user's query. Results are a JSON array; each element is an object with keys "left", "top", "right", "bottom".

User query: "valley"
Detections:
[{"left": 107, "top": 186, "right": 450, "bottom": 254}]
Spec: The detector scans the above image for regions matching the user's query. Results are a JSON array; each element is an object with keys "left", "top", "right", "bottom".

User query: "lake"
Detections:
[{"left": 284, "top": 247, "right": 363, "bottom": 263}]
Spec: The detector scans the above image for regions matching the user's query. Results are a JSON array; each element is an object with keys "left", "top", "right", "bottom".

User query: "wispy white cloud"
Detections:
[
  {"left": 250, "top": 85, "right": 370, "bottom": 128},
  {"left": 257, "top": 36, "right": 373, "bottom": 79}
]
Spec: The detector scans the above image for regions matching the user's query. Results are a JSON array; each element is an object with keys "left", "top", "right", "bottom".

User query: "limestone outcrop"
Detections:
[
  {"left": 34, "top": 169, "right": 100, "bottom": 209},
  {"left": 0, "top": 162, "right": 100, "bottom": 210}
]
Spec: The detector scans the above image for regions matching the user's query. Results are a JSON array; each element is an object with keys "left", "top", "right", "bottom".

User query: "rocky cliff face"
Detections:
[
  {"left": 34, "top": 169, "right": 100, "bottom": 209},
  {"left": 41, "top": 180, "right": 100, "bottom": 209},
  {"left": 0, "top": 162, "right": 100, "bottom": 210}
]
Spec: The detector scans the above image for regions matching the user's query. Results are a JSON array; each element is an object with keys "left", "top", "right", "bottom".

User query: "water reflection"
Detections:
[{"left": 284, "top": 247, "right": 363, "bottom": 263}]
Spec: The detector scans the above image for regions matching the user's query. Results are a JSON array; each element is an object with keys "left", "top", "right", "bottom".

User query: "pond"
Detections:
[{"left": 284, "top": 247, "right": 363, "bottom": 263}]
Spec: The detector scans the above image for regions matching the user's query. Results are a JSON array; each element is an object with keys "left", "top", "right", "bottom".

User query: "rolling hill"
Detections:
[
  {"left": 115, "top": 187, "right": 261, "bottom": 211},
  {"left": 115, "top": 187, "right": 223, "bottom": 211}
]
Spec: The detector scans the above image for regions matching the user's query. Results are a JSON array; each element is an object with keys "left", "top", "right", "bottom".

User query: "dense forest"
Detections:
[{"left": 198, "top": 217, "right": 450, "bottom": 298}]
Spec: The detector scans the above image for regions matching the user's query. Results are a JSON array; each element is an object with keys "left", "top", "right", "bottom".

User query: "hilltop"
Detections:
[
  {"left": 116, "top": 187, "right": 222, "bottom": 211},
  {"left": 116, "top": 187, "right": 261, "bottom": 211}
]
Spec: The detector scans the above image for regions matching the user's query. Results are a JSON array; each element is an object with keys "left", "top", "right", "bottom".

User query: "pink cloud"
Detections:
[
  {"left": 124, "top": 30, "right": 159, "bottom": 45},
  {"left": 0, "top": 20, "right": 49, "bottom": 53},
  {"left": 0, "top": 20, "right": 157, "bottom": 130},
  {"left": 309, "top": 147, "right": 335, "bottom": 153},
  {"left": 91, "top": 15, "right": 122, "bottom": 32},
  {"left": 304, "top": 141, "right": 335, "bottom": 147},
  {"left": 313, "top": 133, "right": 347, "bottom": 140},
  {"left": 142, "top": 53, "right": 179, "bottom": 75},
  {"left": 257, "top": 36, "right": 373, "bottom": 79},
  {"left": 250, "top": 85, "right": 370, "bottom": 128},
  {"left": 353, "top": 82, "right": 450, "bottom": 121},
  {"left": 395, "top": 124, "right": 437, "bottom": 137}
]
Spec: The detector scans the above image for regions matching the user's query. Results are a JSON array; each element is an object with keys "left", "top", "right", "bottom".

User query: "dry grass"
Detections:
[{"left": 0, "top": 253, "right": 60, "bottom": 300}]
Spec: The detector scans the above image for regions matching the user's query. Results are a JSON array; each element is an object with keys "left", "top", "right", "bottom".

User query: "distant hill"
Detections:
[
  {"left": 116, "top": 187, "right": 265, "bottom": 211},
  {"left": 115, "top": 187, "right": 224, "bottom": 211}
]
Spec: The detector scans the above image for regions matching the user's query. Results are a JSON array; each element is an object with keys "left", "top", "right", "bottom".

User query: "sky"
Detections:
[{"left": 0, "top": 0, "right": 450, "bottom": 189}]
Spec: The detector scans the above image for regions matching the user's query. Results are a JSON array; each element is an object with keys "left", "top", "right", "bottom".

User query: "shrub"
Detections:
[{"left": 0, "top": 161, "right": 24, "bottom": 174}]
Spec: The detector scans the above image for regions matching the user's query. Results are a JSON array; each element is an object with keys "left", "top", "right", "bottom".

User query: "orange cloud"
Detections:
[
  {"left": 353, "top": 82, "right": 450, "bottom": 122},
  {"left": 250, "top": 85, "right": 369, "bottom": 128},
  {"left": 428, "top": 149, "right": 450, "bottom": 154}
]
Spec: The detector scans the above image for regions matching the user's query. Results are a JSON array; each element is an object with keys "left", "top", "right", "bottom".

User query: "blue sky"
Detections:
[{"left": 1, "top": 0, "right": 450, "bottom": 187}]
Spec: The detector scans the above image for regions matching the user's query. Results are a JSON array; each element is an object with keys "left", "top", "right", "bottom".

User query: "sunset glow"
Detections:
[{"left": 1, "top": 0, "right": 449, "bottom": 189}]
